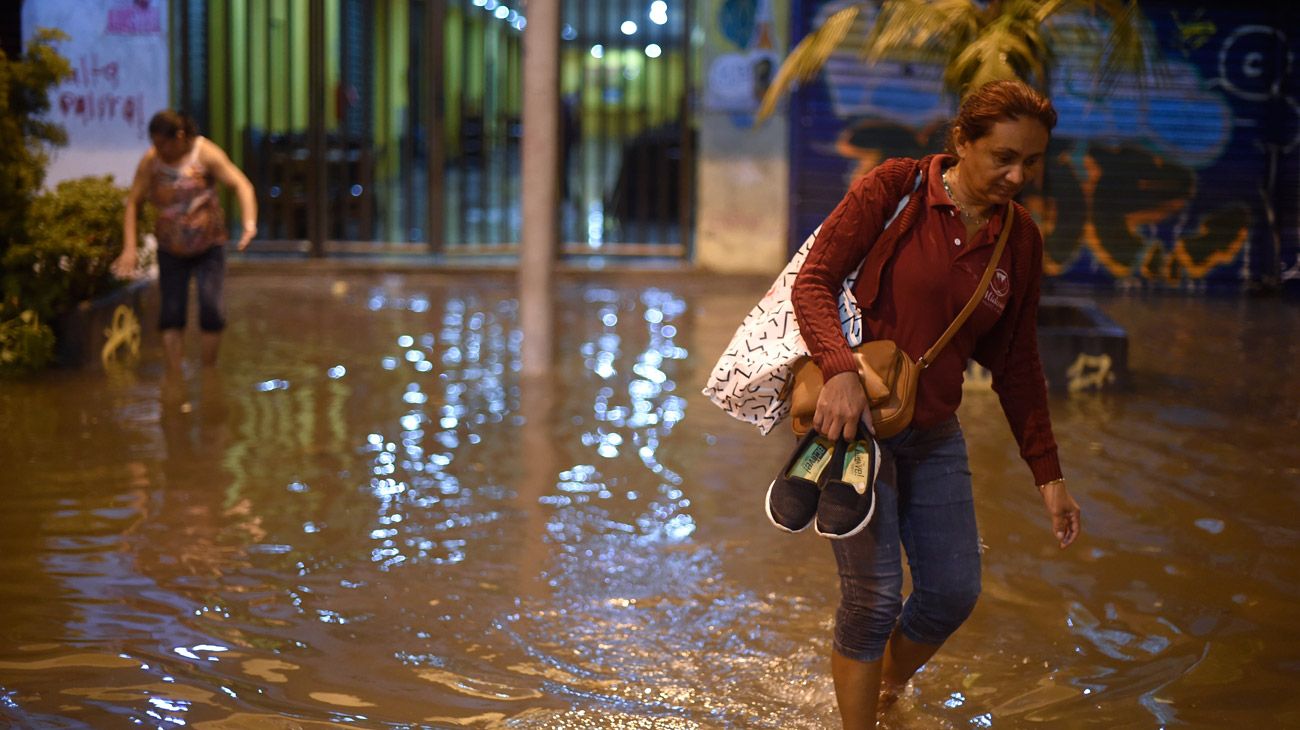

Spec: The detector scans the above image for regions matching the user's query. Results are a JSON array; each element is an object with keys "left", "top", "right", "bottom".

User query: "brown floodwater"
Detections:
[{"left": 1, "top": 270, "right": 1297, "bottom": 729}]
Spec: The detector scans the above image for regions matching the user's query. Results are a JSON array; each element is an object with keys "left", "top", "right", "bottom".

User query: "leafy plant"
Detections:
[
  {"left": 3, "top": 176, "right": 148, "bottom": 318},
  {"left": 0, "top": 309, "right": 56, "bottom": 375},
  {"left": 758, "top": 0, "right": 1158, "bottom": 119},
  {"left": 0, "top": 173, "right": 156, "bottom": 376},
  {"left": 0, "top": 28, "right": 73, "bottom": 376},
  {"left": 0, "top": 28, "right": 72, "bottom": 262}
]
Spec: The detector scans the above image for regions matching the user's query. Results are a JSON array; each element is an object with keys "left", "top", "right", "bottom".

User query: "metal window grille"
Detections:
[{"left": 172, "top": 0, "right": 694, "bottom": 261}]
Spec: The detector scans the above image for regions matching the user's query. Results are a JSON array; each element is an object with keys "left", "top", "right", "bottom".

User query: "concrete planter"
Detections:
[
  {"left": 964, "top": 296, "right": 1128, "bottom": 393},
  {"left": 1035, "top": 296, "right": 1129, "bottom": 393},
  {"left": 52, "top": 278, "right": 156, "bottom": 369}
]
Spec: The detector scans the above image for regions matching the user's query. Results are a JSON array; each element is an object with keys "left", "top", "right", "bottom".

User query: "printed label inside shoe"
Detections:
[
  {"left": 843, "top": 442, "right": 874, "bottom": 494},
  {"left": 789, "top": 438, "right": 833, "bottom": 481}
]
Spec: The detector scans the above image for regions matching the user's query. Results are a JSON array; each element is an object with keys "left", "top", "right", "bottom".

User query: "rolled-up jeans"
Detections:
[{"left": 830, "top": 416, "right": 981, "bottom": 662}]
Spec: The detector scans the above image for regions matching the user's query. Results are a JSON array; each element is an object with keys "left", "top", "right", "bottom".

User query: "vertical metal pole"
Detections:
[
  {"left": 425, "top": 0, "right": 446, "bottom": 254},
  {"left": 678, "top": 0, "right": 694, "bottom": 255},
  {"left": 451, "top": 7, "right": 467, "bottom": 249},
  {"left": 520, "top": 0, "right": 559, "bottom": 377},
  {"left": 340, "top": 2, "right": 349, "bottom": 137},
  {"left": 618, "top": 0, "right": 631, "bottom": 244},
  {"left": 224, "top": 0, "right": 235, "bottom": 199},
  {"left": 264, "top": 3, "right": 272, "bottom": 131},
  {"left": 178, "top": 0, "right": 190, "bottom": 111},
  {"left": 629, "top": 0, "right": 647, "bottom": 244},
  {"left": 403, "top": 4, "right": 417, "bottom": 241},
  {"left": 502, "top": 29, "right": 517, "bottom": 246},
  {"left": 653, "top": 5, "right": 670, "bottom": 246},
  {"left": 477, "top": 15, "right": 490, "bottom": 246},
  {"left": 308, "top": 0, "right": 327, "bottom": 255},
  {"left": 596, "top": 0, "right": 610, "bottom": 245}
]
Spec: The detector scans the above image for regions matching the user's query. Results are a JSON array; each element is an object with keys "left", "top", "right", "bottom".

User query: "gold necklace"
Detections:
[{"left": 942, "top": 168, "right": 986, "bottom": 225}]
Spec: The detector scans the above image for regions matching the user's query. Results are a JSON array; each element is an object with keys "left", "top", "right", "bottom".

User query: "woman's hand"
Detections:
[
  {"left": 237, "top": 224, "right": 257, "bottom": 251},
  {"left": 812, "top": 371, "right": 872, "bottom": 441},
  {"left": 1040, "top": 480, "right": 1081, "bottom": 548},
  {"left": 111, "top": 248, "right": 138, "bottom": 278}
]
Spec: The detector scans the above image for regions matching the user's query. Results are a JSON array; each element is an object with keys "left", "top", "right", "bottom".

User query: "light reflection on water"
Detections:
[{"left": 0, "top": 277, "right": 1298, "bottom": 728}]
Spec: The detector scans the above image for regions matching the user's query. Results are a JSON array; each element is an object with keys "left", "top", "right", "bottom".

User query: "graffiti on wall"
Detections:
[
  {"left": 705, "top": 0, "right": 786, "bottom": 124},
  {"left": 23, "top": 0, "right": 170, "bottom": 186},
  {"left": 794, "top": 2, "right": 1298, "bottom": 289},
  {"left": 832, "top": 120, "right": 1249, "bottom": 283}
]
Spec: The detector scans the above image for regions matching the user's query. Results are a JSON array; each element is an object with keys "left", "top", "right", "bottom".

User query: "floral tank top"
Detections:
[{"left": 146, "top": 137, "right": 228, "bottom": 257}]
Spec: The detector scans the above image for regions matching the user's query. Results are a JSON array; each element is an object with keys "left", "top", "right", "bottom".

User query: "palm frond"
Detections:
[
  {"left": 758, "top": 0, "right": 1162, "bottom": 116},
  {"left": 1001, "top": 33, "right": 1048, "bottom": 81},
  {"left": 1039, "top": 0, "right": 1162, "bottom": 92},
  {"left": 1093, "top": 0, "right": 1162, "bottom": 89},
  {"left": 998, "top": 11, "right": 1055, "bottom": 87},
  {"left": 945, "top": 29, "right": 1020, "bottom": 96},
  {"left": 756, "top": 5, "right": 860, "bottom": 122},
  {"left": 862, "top": 0, "right": 979, "bottom": 66},
  {"left": 1032, "top": 0, "right": 1071, "bottom": 25}
]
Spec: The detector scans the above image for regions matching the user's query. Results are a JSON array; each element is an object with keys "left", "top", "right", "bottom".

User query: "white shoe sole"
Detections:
[{"left": 814, "top": 482, "right": 876, "bottom": 539}]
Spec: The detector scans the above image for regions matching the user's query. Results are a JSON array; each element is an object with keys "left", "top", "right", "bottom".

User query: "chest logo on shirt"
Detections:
[{"left": 982, "top": 268, "right": 1010, "bottom": 313}]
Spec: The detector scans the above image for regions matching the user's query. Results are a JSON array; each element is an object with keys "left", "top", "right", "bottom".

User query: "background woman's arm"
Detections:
[
  {"left": 112, "top": 153, "right": 153, "bottom": 277},
  {"left": 203, "top": 141, "right": 258, "bottom": 250}
]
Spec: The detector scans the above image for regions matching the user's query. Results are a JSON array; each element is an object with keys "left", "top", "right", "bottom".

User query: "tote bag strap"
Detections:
[
  {"left": 885, "top": 172, "right": 923, "bottom": 228},
  {"left": 844, "top": 171, "right": 923, "bottom": 290},
  {"left": 917, "top": 203, "right": 1014, "bottom": 370}
]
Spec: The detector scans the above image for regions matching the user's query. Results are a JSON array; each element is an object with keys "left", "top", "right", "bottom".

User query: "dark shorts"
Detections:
[{"left": 157, "top": 245, "right": 226, "bottom": 332}]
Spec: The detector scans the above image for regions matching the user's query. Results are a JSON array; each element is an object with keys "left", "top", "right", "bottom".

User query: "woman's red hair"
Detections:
[{"left": 948, "top": 79, "right": 1057, "bottom": 151}]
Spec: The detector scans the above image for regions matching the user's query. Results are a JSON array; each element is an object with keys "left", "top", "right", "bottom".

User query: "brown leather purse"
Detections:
[{"left": 789, "top": 204, "right": 1013, "bottom": 438}]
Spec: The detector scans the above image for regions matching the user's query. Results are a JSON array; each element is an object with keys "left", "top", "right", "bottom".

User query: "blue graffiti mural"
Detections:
[{"left": 790, "top": 1, "right": 1299, "bottom": 291}]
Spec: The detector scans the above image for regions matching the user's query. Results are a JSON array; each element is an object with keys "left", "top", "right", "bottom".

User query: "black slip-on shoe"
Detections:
[
  {"left": 814, "top": 434, "right": 880, "bottom": 540},
  {"left": 765, "top": 428, "right": 834, "bottom": 533}
]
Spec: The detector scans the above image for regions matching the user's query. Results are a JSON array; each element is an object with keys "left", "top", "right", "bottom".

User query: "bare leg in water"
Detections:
[
  {"left": 200, "top": 331, "right": 220, "bottom": 367},
  {"left": 832, "top": 633, "right": 945, "bottom": 728},
  {"left": 162, "top": 329, "right": 184, "bottom": 373},
  {"left": 832, "top": 650, "right": 882, "bottom": 730},
  {"left": 879, "top": 632, "right": 943, "bottom": 711}
]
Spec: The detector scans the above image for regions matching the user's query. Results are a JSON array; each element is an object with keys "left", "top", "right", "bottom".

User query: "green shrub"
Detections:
[
  {"left": 0, "top": 28, "right": 72, "bottom": 376},
  {"left": 0, "top": 28, "right": 72, "bottom": 262},
  {"left": 0, "top": 310, "right": 55, "bottom": 376},
  {"left": 3, "top": 175, "right": 136, "bottom": 320}
]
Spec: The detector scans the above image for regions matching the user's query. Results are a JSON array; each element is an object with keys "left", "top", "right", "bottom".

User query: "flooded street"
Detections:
[{"left": 2, "top": 271, "right": 1298, "bottom": 729}]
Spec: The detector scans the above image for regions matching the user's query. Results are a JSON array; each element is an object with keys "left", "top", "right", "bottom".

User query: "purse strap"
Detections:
[{"left": 917, "top": 203, "right": 1015, "bottom": 370}]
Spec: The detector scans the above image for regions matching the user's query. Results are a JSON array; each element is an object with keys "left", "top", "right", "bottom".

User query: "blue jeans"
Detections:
[
  {"left": 830, "top": 416, "right": 981, "bottom": 662},
  {"left": 157, "top": 245, "right": 226, "bottom": 332}
]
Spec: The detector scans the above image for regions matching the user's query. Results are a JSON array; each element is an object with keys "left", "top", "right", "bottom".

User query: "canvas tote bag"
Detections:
[{"left": 701, "top": 174, "right": 920, "bottom": 435}]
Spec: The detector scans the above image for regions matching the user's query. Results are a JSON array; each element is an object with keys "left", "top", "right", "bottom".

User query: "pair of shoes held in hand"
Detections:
[{"left": 765, "top": 426, "right": 880, "bottom": 539}]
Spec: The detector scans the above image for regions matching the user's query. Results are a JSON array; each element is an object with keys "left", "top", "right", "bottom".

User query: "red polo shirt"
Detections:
[
  {"left": 867, "top": 155, "right": 1014, "bottom": 429},
  {"left": 792, "top": 155, "right": 1062, "bottom": 485}
]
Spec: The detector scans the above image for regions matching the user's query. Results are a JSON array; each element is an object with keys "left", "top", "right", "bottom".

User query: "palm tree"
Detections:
[{"left": 757, "top": 0, "right": 1157, "bottom": 119}]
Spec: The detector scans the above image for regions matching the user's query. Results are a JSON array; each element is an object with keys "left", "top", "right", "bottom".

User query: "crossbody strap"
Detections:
[{"left": 917, "top": 203, "right": 1015, "bottom": 370}]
